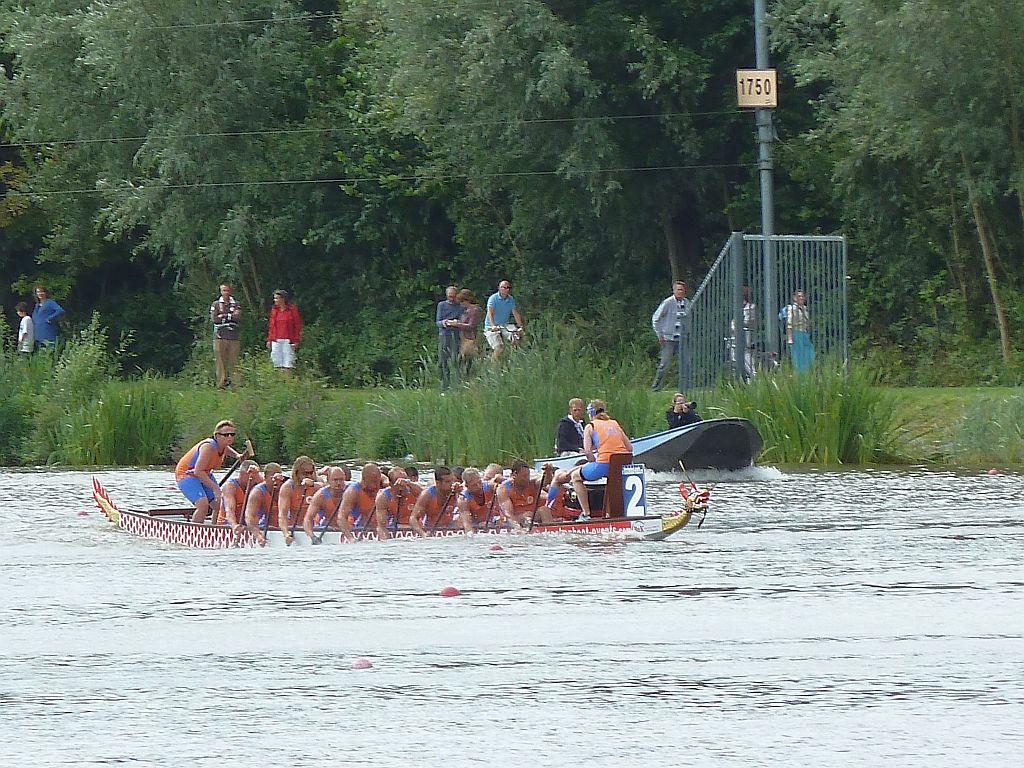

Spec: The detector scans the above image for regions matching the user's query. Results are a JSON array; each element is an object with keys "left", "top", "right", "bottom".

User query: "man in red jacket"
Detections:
[{"left": 267, "top": 289, "right": 302, "bottom": 376}]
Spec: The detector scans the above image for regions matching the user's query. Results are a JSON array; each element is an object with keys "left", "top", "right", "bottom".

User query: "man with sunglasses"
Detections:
[{"left": 174, "top": 420, "right": 247, "bottom": 523}]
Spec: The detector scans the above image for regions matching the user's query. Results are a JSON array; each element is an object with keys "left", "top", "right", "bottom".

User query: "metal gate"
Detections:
[{"left": 679, "top": 232, "right": 848, "bottom": 389}]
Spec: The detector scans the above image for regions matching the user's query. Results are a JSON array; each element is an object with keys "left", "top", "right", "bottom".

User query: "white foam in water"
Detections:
[{"left": 649, "top": 465, "right": 785, "bottom": 483}]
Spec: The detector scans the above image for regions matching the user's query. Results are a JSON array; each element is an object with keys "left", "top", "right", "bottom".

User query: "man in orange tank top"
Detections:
[
  {"left": 337, "top": 463, "right": 384, "bottom": 541},
  {"left": 410, "top": 466, "right": 458, "bottom": 537},
  {"left": 174, "top": 419, "right": 246, "bottom": 523},
  {"left": 497, "top": 459, "right": 545, "bottom": 531},
  {"left": 569, "top": 400, "right": 633, "bottom": 520},
  {"left": 220, "top": 460, "right": 261, "bottom": 530},
  {"left": 375, "top": 467, "right": 423, "bottom": 540}
]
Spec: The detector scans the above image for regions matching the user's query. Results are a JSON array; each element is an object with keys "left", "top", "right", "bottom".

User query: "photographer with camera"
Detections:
[{"left": 666, "top": 392, "right": 701, "bottom": 429}]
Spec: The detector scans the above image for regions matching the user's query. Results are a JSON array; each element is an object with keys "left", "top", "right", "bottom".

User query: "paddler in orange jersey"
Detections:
[
  {"left": 174, "top": 419, "right": 247, "bottom": 523},
  {"left": 221, "top": 460, "right": 262, "bottom": 529},
  {"left": 375, "top": 467, "right": 422, "bottom": 540},
  {"left": 243, "top": 462, "right": 283, "bottom": 546},
  {"left": 569, "top": 399, "right": 633, "bottom": 520},
  {"left": 496, "top": 459, "right": 546, "bottom": 531},
  {"left": 302, "top": 466, "right": 348, "bottom": 542},
  {"left": 335, "top": 462, "right": 385, "bottom": 541},
  {"left": 455, "top": 467, "right": 498, "bottom": 533},
  {"left": 409, "top": 466, "right": 458, "bottom": 537},
  {"left": 279, "top": 456, "right": 320, "bottom": 546}
]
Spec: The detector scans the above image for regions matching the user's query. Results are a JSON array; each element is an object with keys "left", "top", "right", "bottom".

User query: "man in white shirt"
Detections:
[{"left": 650, "top": 280, "right": 690, "bottom": 390}]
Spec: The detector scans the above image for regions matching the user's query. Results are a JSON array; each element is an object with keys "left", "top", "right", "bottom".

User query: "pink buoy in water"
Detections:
[
  {"left": 987, "top": 468, "right": 1000, "bottom": 476},
  {"left": 77, "top": 510, "right": 90, "bottom": 516},
  {"left": 351, "top": 657, "right": 373, "bottom": 670},
  {"left": 439, "top": 585, "right": 461, "bottom": 598},
  {"left": 489, "top": 543, "right": 503, "bottom": 552}
]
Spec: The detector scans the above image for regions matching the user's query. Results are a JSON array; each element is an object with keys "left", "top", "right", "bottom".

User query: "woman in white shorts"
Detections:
[{"left": 266, "top": 289, "right": 302, "bottom": 376}]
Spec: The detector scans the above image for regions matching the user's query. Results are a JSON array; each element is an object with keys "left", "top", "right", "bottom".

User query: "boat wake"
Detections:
[{"left": 649, "top": 465, "right": 784, "bottom": 483}]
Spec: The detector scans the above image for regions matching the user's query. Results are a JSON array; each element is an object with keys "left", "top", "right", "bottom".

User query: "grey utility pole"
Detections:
[{"left": 753, "top": 0, "right": 777, "bottom": 354}]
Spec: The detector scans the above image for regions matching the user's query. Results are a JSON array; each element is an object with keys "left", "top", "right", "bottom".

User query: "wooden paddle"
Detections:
[
  {"left": 260, "top": 479, "right": 282, "bottom": 540},
  {"left": 218, "top": 439, "right": 253, "bottom": 488},
  {"left": 527, "top": 465, "right": 553, "bottom": 532},
  {"left": 286, "top": 484, "right": 317, "bottom": 545},
  {"left": 311, "top": 491, "right": 346, "bottom": 545}
]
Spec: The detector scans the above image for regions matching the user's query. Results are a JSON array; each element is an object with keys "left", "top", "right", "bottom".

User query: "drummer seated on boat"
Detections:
[
  {"left": 569, "top": 400, "right": 633, "bottom": 520},
  {"left": 221, "top": 459, "right": 261, "bottom": 530},
  {"left": 497, "top": 459, "right": 545, "bottom": 531},
  {"left": 376, "top": 467, "right": 422, "bottom": 540},
  {"left": 243, "top": 462, "right": 283, "bottom": 546},
  {"left": 302, "top": 466, "right": 348, "bottom": 542},
  {"left": 174, "top": 419, "right": 247, "bottom": 524},
  {"left": 410, "top": 466, "right": 458, "bottom": 537},
  {"left": 337, "top": 462, "right": 384, "bottom": 541},
  {"left": 455, "top": 467, "right": 499, "bottom": 533},
  {"left": 279, "top": 456, "right": 320, "bottom": 546}
]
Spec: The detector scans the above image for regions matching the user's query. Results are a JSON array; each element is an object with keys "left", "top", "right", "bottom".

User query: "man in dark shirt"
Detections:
[
  {"left": 666, "top": 392, "right": 702, "bottom": 429},
  {"left": 554, "top": 398, "right": 586, "bottom": 455},
  {"left": 210, "top": 283, "right": 241, "bottom": 389}
]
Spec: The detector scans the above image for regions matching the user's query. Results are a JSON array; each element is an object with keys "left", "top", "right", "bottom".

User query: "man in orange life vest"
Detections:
[
  {"left": 174, "top": 419, "right": 247, "bottom": 523},
  {"left": 568, "top": 400, "right": 633, "bottom": 520},
  {"left": 496, "top": 459, "right": 545, "bottom": 531}
]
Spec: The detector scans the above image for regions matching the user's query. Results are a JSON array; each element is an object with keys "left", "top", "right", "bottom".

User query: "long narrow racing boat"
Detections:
[
  {"left": 91, "top": 473, "right": 702, "bottom": 549},
  {"left": 537, "top": 417, "right": 763, "bottom": 473}
]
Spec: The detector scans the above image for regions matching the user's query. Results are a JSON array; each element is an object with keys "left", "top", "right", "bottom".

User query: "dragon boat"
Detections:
[{"left": 90, "top": 457, "right": 707, "bottom": 549}]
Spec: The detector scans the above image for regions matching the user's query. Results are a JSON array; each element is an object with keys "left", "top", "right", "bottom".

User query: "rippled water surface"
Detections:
[{"left": 2, "top": 467, "right": 1023, "bottom": 767}]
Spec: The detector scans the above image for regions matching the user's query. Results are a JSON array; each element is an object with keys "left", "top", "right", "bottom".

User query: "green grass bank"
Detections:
[{"left": 1, "top": 318, "right": 1019, "bottom": 469}]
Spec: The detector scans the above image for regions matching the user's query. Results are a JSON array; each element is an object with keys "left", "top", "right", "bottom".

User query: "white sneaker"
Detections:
[{"left": 576, "top": 512, "right": 591, "bottom": 522}]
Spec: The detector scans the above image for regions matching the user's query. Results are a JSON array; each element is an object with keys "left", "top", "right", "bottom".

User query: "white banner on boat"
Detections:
[{"left": 622, "top": 463, "right": 648, "bottom": 518}]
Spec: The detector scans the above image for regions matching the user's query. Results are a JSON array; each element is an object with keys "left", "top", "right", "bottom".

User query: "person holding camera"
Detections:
[{"left": 666, "top": 392, "right": 701, "bottom": 429}]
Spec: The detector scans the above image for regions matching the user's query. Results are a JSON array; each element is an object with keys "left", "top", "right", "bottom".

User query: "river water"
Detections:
[{"left": 1, "top": 466, "right": 1022, "bottom": 767}]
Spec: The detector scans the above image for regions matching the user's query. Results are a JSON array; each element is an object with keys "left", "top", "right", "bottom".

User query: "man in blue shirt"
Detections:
[
  {"left": 483, "top": 280, "right": 524, "bottom": 362},
  {"left": 435, "top": 285, "right": 464, "bottom": 389},
  {"left": 32, "top": 285, "right": 65, "bottom": 350}
]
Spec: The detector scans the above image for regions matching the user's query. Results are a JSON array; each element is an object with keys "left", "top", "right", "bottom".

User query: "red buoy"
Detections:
[
  {"left": 439, "top": 585, "right": 461, "bottom": 597},
  {"left": 987, "top": 468, "right": 1001, "bottom": 476},
  {"left": 489, "top": 543, "right": 503, "bottom": 552},
  {"left": 77, "top": 510, "right": 90, "bottom": 516},
  {"left": 351, "top": 657, "right": 373, "bottom": 670}
]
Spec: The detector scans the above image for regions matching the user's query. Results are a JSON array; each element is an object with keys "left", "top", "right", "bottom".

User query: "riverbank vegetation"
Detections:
[{"left": 0, "top": 320, "right": 1018, "bottom": 468}]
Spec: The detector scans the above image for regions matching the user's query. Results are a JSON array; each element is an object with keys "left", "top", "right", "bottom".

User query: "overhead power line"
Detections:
[
  {"left": 11, "top": 162, "right": 756, "bottom": 198},
  {"left": 0, "top": 110, "right": 747, "bottom": 151}
]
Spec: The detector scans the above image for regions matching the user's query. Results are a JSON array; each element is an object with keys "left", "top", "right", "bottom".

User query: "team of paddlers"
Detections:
[{"left": 173, "top": 405, "right": 634, "bottom": 546}]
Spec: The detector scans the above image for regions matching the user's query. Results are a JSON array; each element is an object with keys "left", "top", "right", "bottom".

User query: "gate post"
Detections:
[{"left": 731, "top": 232, "right": 746, "bottom": 382}]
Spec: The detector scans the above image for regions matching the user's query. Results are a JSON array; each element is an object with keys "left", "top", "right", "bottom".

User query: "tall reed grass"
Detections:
[
  {"left": 362, "top": 320, "right": 661, "bottom": 464},
  {"left": 713, "top": 364, "right": 909, "bottom": 464},
  {"left": 948, "top": 395, "right": 1024, "bottom": 464}
]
